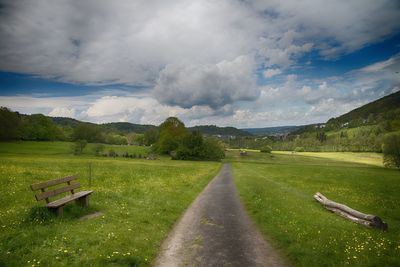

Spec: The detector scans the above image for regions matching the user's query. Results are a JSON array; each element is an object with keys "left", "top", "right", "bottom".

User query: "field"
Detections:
[
  {"left": 228, "top": 150, "right": 400, "bottom": 266},
  {"left": 1, "top": 142, "right": 399, "bottom": 267},
  {"left": 274, "top": 151, "right": 383, "bottom": 167},
  {"left": 0, "top": 141, "right": 221, "bottom": 266}
]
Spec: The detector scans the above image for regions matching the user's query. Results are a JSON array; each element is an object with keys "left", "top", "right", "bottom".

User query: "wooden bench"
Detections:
[{"left": 30, "top": 175, "right": 93, "bottom": 216}]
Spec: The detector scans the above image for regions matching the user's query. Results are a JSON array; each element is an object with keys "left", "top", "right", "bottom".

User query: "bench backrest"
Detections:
[{"left": 30, "top": 175, "right": 80, "bottom": 203}]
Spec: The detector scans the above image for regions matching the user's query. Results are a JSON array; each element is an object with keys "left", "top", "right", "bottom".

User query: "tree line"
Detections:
[
  {"left": 0, "top": 107, "right": 153, "bottom": 145},
  {"left": 0, "top": 107, "right": 225, "bottom": 161}
]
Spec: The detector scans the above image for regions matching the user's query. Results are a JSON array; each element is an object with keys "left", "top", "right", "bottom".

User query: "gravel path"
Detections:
[{"left": 154, "top": 164, "right": 288, "bottom": 267}]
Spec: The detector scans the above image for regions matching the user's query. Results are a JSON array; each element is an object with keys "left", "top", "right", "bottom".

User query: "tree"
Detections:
[
  {"left": 21, "top": 114, "right": 62, "bottom": 141},
  {"left": 382, "top": 133, "right": 400, "bottom": 168},
  {"left": 72, "top": 139, "right": 87, "bottom": 155},
  {"left": 144, "top": 128, "right": 159, "bottom": 146},
  {"left": 73, "top": 124, "right": 103, "bottom": 143},
  {"left": 154, "top": 117, "right": 187, "bottom": 154},
  {"left": 93, "top": 143, "right": 105, "bottom": 156},
  {"left": 173, "top": 133, "right": 225, "bottom": 161},
  {"left": 105, "top": 133, "right": 127, "bottom": 145},
  {"left": 0, "top": 107, "right": 21, "bottom": 140},
  {"left": 134, "top": 134, "right": 145, "bottom": 146},
  {"left": 316, "top": 132, "right": 327, "bottom": 143},
  {"left": 201, "top": 138, "right": 225, "bottom": 161},
  {"left": 174, "top": 131, "right": 204, "bottom": 160}
]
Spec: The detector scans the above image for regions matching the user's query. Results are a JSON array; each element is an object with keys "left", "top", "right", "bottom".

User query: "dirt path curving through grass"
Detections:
[{"left": 154, "top": 163, "right": 288, "bottom": 267}]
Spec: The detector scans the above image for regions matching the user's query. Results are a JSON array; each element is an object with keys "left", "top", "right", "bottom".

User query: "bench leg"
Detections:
[
  {"left": 76, "top": 195, "right": 90, "bottom": 207},
  {"left": 49, "top": 206, "right": 64, "bottom": 217}
]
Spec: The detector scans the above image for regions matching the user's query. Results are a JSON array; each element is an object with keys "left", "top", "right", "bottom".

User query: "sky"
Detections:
[{"left": 0, "top": 0, "right": 399, "bottom": 128}]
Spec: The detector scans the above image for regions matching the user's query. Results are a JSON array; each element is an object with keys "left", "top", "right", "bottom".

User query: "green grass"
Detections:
[
  {"left": 227, "top": 150, "right": 400, "bottom": 266},
  {"left": 0, "top": 141, "right": 151, "bottom": 156},
  {"left": 0, "top": 141, "right": 221, "bottom": 266},
  {"left": 274, "top": 151, "right": 383, "bottom": 167}
]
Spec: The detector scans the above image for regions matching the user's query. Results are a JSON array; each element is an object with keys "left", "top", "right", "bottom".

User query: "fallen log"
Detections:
[{"left": 314, "top": 192, "right": 388, "bottom": 230}]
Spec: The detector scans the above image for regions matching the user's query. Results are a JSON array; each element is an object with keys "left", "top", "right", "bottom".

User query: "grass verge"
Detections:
[
  {"left": 0, "top": 141, "right": 221, "bottom": 266},
  {"left": 227, "top": 150, "right": 400, "bottom": 266}
]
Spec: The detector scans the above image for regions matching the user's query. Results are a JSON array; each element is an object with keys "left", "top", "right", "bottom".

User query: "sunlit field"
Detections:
[
  {"left": 227, "top": 150, "right": 400, "bottom": 266},
  {"left": 274, "top": 151, "right": 383, "bottom": 167},
  {"left": 0, "top": 141, "right": 221, "bottom": 266}
]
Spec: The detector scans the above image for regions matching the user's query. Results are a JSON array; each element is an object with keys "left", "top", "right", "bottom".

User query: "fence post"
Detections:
[{"left": 88, "top": 162, "right": 92, "bottom": 187}]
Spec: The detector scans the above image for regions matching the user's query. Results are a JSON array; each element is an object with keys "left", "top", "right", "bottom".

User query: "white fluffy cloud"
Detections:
[{"left": 48, "top": 107, "right": 76, "bottom": 118}]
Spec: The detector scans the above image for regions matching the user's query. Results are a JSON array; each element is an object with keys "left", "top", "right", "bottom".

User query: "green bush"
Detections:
[
  {"left": 260, "top": 145, "right": 272, "bottom": 153},
  {"left": 93, "top": 144, "right": 105, "bottom": 156},
  {"left": 383, "top": 133, "right": 400, "bottom": 168},
  {"left": 294, "top": 147, "right": 305, "bottom": 152},
  {"left": 173, "top": 132, "right": 224, "bottom": 161},
  {"left": 201, "top": 138, "right": 225, "bottom": 161}
]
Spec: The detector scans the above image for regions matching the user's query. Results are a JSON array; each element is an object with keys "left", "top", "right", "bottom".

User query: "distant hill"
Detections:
[
  {"left": 327, "top": 90, "right": 400, "bottom": 128},
  {"left": 51, "top": 117, "right": 94, "bottom": 127},
  {"left": 242, "top": 126, "right": 301, "bottom": 136},
  {"left": 101, "top": 122, "right": 157, "bottom": 134},
  {"left": 268, "top": 90, "right": 400, "bottom": 152},
  {"left": 50, "top": 117, "right": 248, "bottom": 136},
  {"left": 188, "top": 125, "right": 250, "bottom": 136}
]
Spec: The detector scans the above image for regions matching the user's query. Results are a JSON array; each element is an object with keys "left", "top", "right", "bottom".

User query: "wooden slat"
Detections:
[
  {"left": 35, "top": 183, "right": 81, "bottom": 201},
  {"left": 30, "top": 175, "right": 77, "bottom": 191},
  {"left": 47, "top": 191, "right": 93, "bottom": 208}
]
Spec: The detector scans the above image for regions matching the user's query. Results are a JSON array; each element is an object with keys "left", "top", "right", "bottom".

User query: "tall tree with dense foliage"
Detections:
[
  {"left": 0, "top": 107, "right": 21, "bottom": 140},
  {"left": 73, "top": 123, "right": 103, "bottom": 143},
  {"left": 144, "top": 128, "right": 159, "bottom": 146},
  {"left": 154, "top": 117, "right": 187, "bottom": 154}
]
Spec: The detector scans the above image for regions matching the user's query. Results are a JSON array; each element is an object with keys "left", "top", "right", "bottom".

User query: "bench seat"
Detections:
[{"left": 47, "top": 190, "right": 93, "bottom": 208}]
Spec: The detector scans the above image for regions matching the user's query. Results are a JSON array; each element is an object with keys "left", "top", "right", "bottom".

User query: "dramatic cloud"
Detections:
[
  {"left": 0, "top": 0, "right": 263, "bottom": 86},
  {"left": 0, "top": 1, "right": 399, "bottom": 126},
  {"left": 1, "top": 0, "right": 399, "bottom": 84},
  {"left": 248, "top": 0, "right": 400, "bottom": 57},
  {"left": 153, "top": 56, "right": 259, "bottom": 109}
]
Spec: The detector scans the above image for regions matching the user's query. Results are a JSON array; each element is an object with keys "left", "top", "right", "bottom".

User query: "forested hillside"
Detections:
[
  {"left": 0, "top": 107, "right": 248, "bottom": 145},
  {"left": 272, "top": 91, "right": 400, "bottom": 152}
]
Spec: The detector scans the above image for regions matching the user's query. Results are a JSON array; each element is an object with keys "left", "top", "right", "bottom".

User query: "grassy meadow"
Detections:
[
  {"left": 0, "top": 141, "right": 221, "bottom": 266},
  {"left": 227, "top": 150, "right": 400, "bottom": 266}
]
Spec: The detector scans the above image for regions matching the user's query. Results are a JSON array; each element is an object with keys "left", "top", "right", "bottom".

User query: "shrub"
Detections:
[
  {"left": 108, "top": 149, "right": 116, "bottom": 157},
  {"left": 294, "top": 147, "right": 305, "bottom": 152},
  {"left": 199, "top": 138, "right": 225, "bottom": 161},
  {"left": 93, "top": 144, "right": 105, "bottom": 156},
  {"left": 72, "top": 139, "right": 87, "bottom": 155},
  {"left": 382, "top": 133, "right": 400, "bottom": 168},
  {"left": 260, "top": 145, "right": 272, "bottom": 153},
  {"left": 173, "top": 132, "right": 225, "bottom": 161}
]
